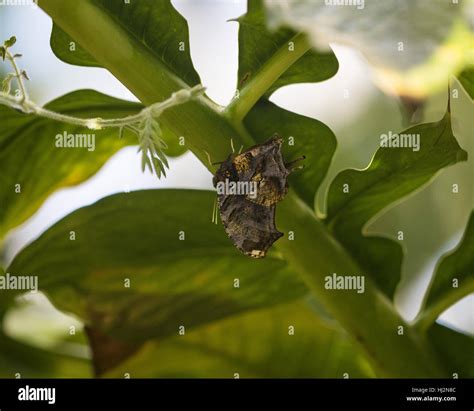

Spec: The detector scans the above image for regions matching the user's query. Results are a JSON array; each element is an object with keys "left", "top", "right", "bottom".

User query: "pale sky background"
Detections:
[{"left": 1, "top": 0, "right": 472, "bottom": 337}]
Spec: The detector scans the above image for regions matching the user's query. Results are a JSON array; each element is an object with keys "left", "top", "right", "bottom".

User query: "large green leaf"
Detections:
[
  {"left": 428, "top": 323, "right": 474, "bottom": 378},
  {"left": 104, "top": 302, "right": 374, "bottom": 378},
  {"left": 264, "top": 0, "right": 462, "bottom": 71},
  {"left": 49, "top": 0, "right": 200, "bottom": 87},
  {"left": 7, "top": 190, "right": 308, "bottom": 343},
  {"left": 245, "top": 99, "right": 336, "bottom": 208},
  {"left": 420, "top": 211, "right": 474, "bottom": 324},
  {"left": 263, "top": 0, "right": 471, "bottom": 98},
  {"left": 326, "top": 112, "right": 467, "bottom": 298},
  {"left": 1, "top": 91, "right": 133, "bottom": 239},
  {"left": 237, "top": 0, "right": 338, "bottom": 96},
  {"left": 0, "top": 332, "right": 90, "bottom": 378},
  {"left": 0, "top": 90, "right": 186, "bottom": 240},
  {"left": 3, "top": 0, "right": 198, "bottom": 240}
]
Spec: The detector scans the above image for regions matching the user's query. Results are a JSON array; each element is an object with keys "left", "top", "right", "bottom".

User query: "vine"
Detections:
[{"left": 0, "top": 36, "right": 205, "bottom": 178}]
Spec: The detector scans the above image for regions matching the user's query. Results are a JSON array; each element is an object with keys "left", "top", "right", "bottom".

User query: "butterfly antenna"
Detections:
[
  {"left": 204, "top": 150, "right": 213, "bottom": 167},
  {"left": 230, "top": 138, "right": 235, "bottom": 153}
]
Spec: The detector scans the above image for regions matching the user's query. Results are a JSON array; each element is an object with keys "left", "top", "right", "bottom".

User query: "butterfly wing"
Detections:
[{"left": 217, "top": 194, "right": 283, "bottom": 258}]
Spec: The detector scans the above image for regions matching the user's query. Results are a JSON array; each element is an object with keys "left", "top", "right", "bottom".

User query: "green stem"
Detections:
[
  {"left": 277, "top": 193, "right": 444, "bottom": 377},
  {"left": 0, "top": 84, "right": 205, "bottom": 129},
  {"left": 39, "top": 0, "right": 445, "bottom": 377},
  {"left": 6, "top": 49, "right": 28, "bottom": 102},
  {"left": 0, "top": 92, "right": 25, "bottom": 111},
  {"left": 414, "top": 280, "right": 474, "bottom": 332},
  {"left": 225, "top": 32, "right": 312, "bottom": 122}
]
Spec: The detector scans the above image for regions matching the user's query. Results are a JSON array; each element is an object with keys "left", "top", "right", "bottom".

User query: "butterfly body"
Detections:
[{"left": 213, "top": 135, "right": 298, "bottom": 258}]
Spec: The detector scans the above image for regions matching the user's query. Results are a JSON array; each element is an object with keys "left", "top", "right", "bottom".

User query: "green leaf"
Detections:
[
  {"left": 2, "top": 74, "right": 14, "bottom": 94},
  {"left": 7, "top": 190, "right": 308, "bottom": 343},
  {"left": 0, "top": 91, "right": 180, "bottom": 240},
  {"left": 263, "top": 0, "right": 464, "bottom": 70},
  {"left": 428, "top": 323, "right": 474, "bottom": 378},
  {"left": 50, "top": 24, "right": 98, "bottom": 67},
  {"left": 263, "top": 1, "right": 473, "bottom": 98},
  {"left": 326, "top": 113, "right": 468, "bottom": 298},
  {"left": 4, "top": 36, "right": 16, "bottom": 48},
  {"left": 0, "top": 332, "right": 90, "bottom": 378},
  {"left": 49, "top": 0, "right": 200, "bottom": 86},
  {"left": 245, "top": 99, "right": 336, "bottom": 208},
  {"left": 237, "top": 0, "right": 338, "bottom": 96},
  {"left": 0, "top": 90, "right": 133, "bottom": 238},
  {"left": 103, "top": 302, "right": 374, "bottom": 378},
  {"left": 0, "top": 267, "right": 10, "bottom": 320},
  {"left": 418, "top": 212, "right": 474, "bottom": 328},
  {"left": 0, "top": 90, "right": 187, "bottom": 240},
  {"left": 457, "top": 66, "right": 474, "bottom": 100}
]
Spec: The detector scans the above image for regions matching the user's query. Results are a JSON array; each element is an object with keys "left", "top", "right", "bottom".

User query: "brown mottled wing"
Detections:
[
  {"left": 232, "top": 137, "right": 289, "bottom": 207},
  {"left": 217, "top": 194, "right": 283, "bottom": 258}
]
